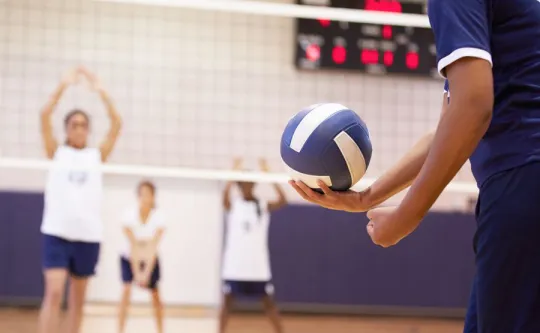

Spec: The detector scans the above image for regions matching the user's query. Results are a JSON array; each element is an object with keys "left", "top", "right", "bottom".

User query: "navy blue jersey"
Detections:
[{"left": 429, "top": 0, "right": 540, "bottom": 186}]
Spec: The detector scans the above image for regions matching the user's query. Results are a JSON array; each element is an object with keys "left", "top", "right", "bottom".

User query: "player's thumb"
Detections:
[
  {"left": 366, "top": 208, "right": 376, "bottom": 220},
  {"left": 366, "top": 221, "right": 375, "bottom": 238}
]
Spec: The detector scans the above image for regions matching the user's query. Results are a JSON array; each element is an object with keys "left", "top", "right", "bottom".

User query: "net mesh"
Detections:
[{"left": 0, "top": 0, "right": 477, "bottom": 209}]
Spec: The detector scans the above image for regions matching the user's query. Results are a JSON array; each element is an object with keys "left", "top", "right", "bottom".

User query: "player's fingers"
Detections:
[
  {"left": 289, "top": 180, "right": 317, "bottom": 202},
  {"left": 295, "top": 180, "right": 324, "bottom": 201},
  {"left": 317, "top": 180, "right": 335, "bottom": 197}
]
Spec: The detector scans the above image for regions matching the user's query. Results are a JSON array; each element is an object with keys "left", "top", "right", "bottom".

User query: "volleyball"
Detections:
[{"left": 280, "top": 103, "right": 372, "bottom": 191}]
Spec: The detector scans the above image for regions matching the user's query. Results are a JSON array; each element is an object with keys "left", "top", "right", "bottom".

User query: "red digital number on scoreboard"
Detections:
[
  {"left": 364, "top": 0, "right": 402, "bottom": 13},
  {"left": 332, "top": 46, "right": 347, "bottom": 64},
  {"left": 406, "top": 52, "right": 419, "bottom": 69},
  {"left": 361, "top": 49, "right": 379, "bottom": 65},
  {"left": 306, "top": 44, "right": 321, "bottom": 62}
]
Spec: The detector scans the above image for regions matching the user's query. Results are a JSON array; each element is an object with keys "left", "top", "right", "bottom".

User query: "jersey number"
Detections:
[{"left": 68, "top": 171, "right": 88, "bottom": 186}]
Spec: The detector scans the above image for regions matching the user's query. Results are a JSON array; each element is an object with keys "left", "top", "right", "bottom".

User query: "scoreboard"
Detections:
[{"left": 295, "top": 0, "right": 439, "bottom": 78}]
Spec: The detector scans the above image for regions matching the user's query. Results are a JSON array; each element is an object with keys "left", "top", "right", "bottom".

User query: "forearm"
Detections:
[
  {"left": 146, "top": 242, "right": 159, "bottom": 261},
  {"left": 273, "top": 184, "right": 287, "bottom": 204},
  {"left": 223, "top": 181, "right": 234, "bottom": 209},
  {"left": 125, "top": 229, "right": 140, "bottom": 269},
  {"left": 143, "top": 254, "right": 158, "bottom": 273},
  {"left": 367, "top": 131, "right": 434, "bottom": 207},
  {"left": 140, "top": 248, "right": 158, "bottom": 277},
  {"left": 399, "top": 105, "right": 491, "bottom": 221},
  {"left": 129, "top": 247, "right": 142, "bottom": 277},
  {"left": 142, "top": 231, "right": 162, "bottom": 271},
  {"left": 99, "top": 90, "right": 121, "bottom": 123},
  {"left": 42, "top": 83, "right": 68, "bottom": 114}
]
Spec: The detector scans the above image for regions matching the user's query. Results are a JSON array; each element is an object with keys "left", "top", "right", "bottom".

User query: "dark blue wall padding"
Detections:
[
  {"left": 0, "top": 191, "right": 475, "bottom": 311},
  {"left": 269, "top": 205, "right": 476, "bottom": 309},
  {"left": 0, "top": 191, "right": 44, "bottom": 302}
]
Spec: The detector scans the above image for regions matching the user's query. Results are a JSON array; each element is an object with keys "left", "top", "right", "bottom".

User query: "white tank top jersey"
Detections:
[
  {"left": 222, "top": 197, "right": 272, "bottom": 281},
  {"left": 41, "top": 146, "right": 103, "bottom": 242},
  {"left": 120, "top": 207, "right": 165, "bottom": 258}
]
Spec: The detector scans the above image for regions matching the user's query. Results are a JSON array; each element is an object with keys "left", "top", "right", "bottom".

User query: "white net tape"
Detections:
[
  {"left": 0, "top": 156, "right": 478, "bottom": 194},
  {"left": 95, "top": 0, "right": 431, "bottom": 27}
]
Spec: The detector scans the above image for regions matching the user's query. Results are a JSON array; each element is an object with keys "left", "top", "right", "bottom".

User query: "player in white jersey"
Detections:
[
  {"left": 220, "top": 158, "right": 287, "bottom": 333},
  {"left": 118, "top": 181, "right": 165, "bottom": 333},
  {"left": 38, "top": 67, "right": 122, "bottom": 333}
]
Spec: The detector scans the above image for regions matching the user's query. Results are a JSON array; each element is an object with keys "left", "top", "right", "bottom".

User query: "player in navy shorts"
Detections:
[
  {"left": 117, "top": 181, "right": 165, "bottom": 333},
  {"left": 39, "top": 67, "right": 121, "bottom": 333},
  {"left": 291, "top": 0, "right": 540, "bottom": 332},
  {"left": 221, "top": 158, "right": 287, "bottom": 333}
]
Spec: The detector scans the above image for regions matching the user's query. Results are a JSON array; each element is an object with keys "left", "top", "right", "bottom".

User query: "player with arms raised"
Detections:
[
  {"left": 39, "top": 67, "right": 122, "bottom": 333},
  {"left": 291, "top": 0, "right": 540, "bottom": 331},
  {"left": 220, "top": 158, "right": 287, "bottom": 333}
]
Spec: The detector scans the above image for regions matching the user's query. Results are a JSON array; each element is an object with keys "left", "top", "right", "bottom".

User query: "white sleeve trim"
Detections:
[{"left": 438, "top": 47, "right": 492, "bottom": 78}]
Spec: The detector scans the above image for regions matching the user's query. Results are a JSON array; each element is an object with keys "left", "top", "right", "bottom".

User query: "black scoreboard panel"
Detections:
[{"left": 295, "top": 0, "right": 439, "bottom": 78}]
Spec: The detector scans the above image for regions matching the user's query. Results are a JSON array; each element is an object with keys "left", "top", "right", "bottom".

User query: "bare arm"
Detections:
[
  {"left": 140, "top": 228, "right": 165, "bottom": 278},
  {"left": 98, "top": 88, "right": 122, "bottom": 162},
  {"left": 366, "top": 94, "right": 448, "bottom": 207},
  {"left": 80, "top": 68, "right": 122, "bottom": 162},
  {"left": 223, "top": 181, "right": 235, "bottom": 211},
  {"left": 268, "top": 184, "right": 287, "bottom": 212},
  {"left": 397, "top": 58, "right": 493, "bottom": 222},
  {"left": 223, "top": 158, "right": 243, "bottom": 211},
  {"left": 40, "top": 70, "right": 78, "bottom": 158},
  {"left": 365, "top": 132, "right": 434, "bottom": 206},
  {"left": 123, "top": 227, "right": 141, "bottom": 277},
  {"left": 259, "top": 159, "right": 287, "bottom": 211}
]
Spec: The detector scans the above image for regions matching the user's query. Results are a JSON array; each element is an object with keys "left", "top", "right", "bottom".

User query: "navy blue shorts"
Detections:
[
  {"left": 42, "top": 234, "right": 100, "bottom": 278},
  {"left": 464, "top": 162, "right": 540, "bottom": 333},
  {"left": 120, "top": 257, "right": 161, "bottom": 290},
  {"left": 223, "top": 280, "right": 274, "bottom": 298}
]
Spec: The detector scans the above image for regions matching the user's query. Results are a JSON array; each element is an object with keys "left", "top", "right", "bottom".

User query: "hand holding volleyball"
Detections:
[
  {"left": 281, "top": 103, "right": 372, "bottom": 192},
  {"left": 289, "top": 180, "right": 372, "bottom": 213},
  {"left": 283, "top": 103, "right": 374, "bottom": 211}
]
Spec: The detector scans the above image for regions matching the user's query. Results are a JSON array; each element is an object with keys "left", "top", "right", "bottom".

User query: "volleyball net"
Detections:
[
  {"left": 0, "top": 0, "right": 481, "bottom": 309},
  {"left": 0, "top": 0, "right": 477, "bottom": 205}
]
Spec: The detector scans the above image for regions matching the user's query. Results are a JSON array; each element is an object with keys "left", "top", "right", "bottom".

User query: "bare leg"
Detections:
[
  {"left": 262, "top": 295, "right": 284, "bottom": 333},
  {"left": 38, "top": 269, "right": 68, "bottom": 333},
  {"left": 219, "top": 294, "right": 233, "bottom": 333},
  {"left": 64, "top": 276, "right": 90, "bottom": 333},
  {"left": 118, "top": 284, "right": 132, "bottom": 333},
  {"left": 151, "top": 287, "right": 164, "bottom": 333}
]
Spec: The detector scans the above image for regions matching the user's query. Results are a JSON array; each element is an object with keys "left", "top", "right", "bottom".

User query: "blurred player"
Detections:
[
  {"left": 292, "top": 0, "right": 540, "bottom": 331},
  {"left": 220, "top": 158, "right": 287, "bottom": 333},
  {"left": 118, "top": 181, "right": 165, "bottom": 333},
  {"left": 39, "top": 67, "right": 122, "bottom": 333}
]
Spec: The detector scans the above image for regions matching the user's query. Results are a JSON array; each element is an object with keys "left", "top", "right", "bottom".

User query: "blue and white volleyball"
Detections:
[{"left": 280, "top": 103, "right": 372, "bottom": 191}]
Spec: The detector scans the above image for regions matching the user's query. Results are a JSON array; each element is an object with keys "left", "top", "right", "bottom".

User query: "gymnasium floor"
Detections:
[{"left": 0, "top": 306, "right": 464, "bottom": 333}]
